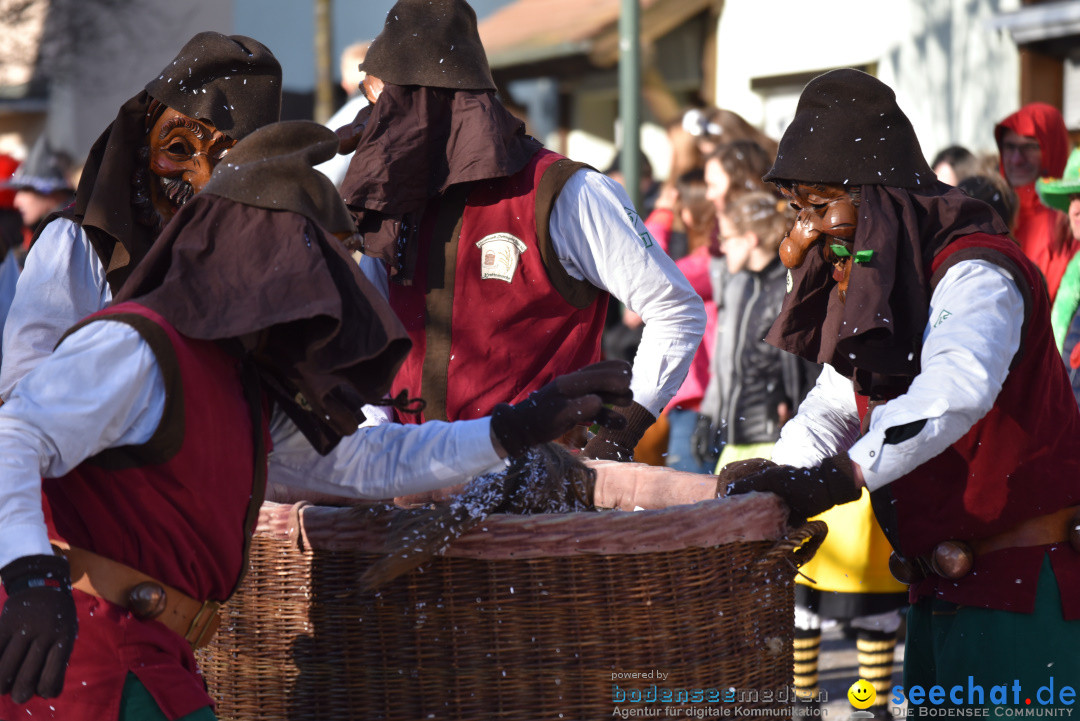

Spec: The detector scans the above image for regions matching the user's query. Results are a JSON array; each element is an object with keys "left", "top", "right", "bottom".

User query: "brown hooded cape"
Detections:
[
  {"left": 64, "top": 32, "right": 281, "bottom": 293},
  {"left": 339, "top": 83, "right": 541, "bottom": 282},
  {"left": 763, "top": 69, "right": 1012, "bottom": 395},
  {"left": 114, "top": 121, "right": 411, "bottom": 453}
]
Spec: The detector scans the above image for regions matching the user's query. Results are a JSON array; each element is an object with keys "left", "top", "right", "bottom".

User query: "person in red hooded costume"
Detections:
[{"left": 995, "top": 102, "right": 1078, "bottom": 302}]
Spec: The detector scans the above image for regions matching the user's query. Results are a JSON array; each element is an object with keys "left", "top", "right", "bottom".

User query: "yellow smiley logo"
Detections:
[{"left": 848, "top": 679, "right": 877, "bottom": 709}]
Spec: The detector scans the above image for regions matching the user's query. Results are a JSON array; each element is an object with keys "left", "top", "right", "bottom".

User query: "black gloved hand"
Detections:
[
  {"left": 490, "top": 360, "right": 633, "bottom": 458},
  {"left": 689, "top": 414, "right": 722, "bottom": 468},
  {"left": 580, "top": 400, "right": 656, "bottom": 462},
  {"left": 0, "top": 554, "right": 78, "bottom": 704},
  {"left": 333, "top": 103, "right": 373, "bottom": 155},
  {"left": 724, "top": 454, "right": 861, "bottom": 525},
  {"left": 718, "top": 457, "right": 777, "bottom": 486}
]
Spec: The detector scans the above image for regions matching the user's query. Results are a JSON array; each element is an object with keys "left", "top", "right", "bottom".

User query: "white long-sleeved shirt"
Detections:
[
  {"left": 770, "top": 258, "right": 1024, "bottom": 490},
  {"left": 0, "top": 318, "right": 503, "bottom": 570},
  {"left": 549, "top": 170, "right": 704, "bottom": 414},
  {"left": 0, "top": 171, "right": 705, "bottom": 416}
]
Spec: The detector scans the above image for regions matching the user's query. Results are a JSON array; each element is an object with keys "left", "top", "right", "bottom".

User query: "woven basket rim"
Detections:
[{"left": 257, "top": 491, "right": 792, "bottom": 559}]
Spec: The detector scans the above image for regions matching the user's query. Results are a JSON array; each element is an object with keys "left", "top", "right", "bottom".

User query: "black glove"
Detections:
[
  {"left": 718, "top": 457, "right": 777, "bottom": 486},
  {"left": 581, "top": 400, "right": 656, "bottom": 462},
  {"left": 0, "top": 554, "right": 78, "bottom": 704},
  {"left": 490, "top": 360, "right": 633, "bottom": 458},
  {"left": 689, "top": 414, "right": 722, "bottom": 468},
  {"left": 724, "top": 454, "right": 861, "bottom": 524}
]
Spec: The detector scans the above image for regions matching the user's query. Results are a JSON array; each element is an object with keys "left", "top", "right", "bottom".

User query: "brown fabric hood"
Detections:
[
  {"left": 204, "top": 120, "right": 354, "bottom": 235},
  {"left": 765, "top": 183, "right": 1011, "bottom": 393},
  {"left": 763, "top": 68, "right": 934, "bottom": 189},
  {"left": 361, "top": 0, "right": 496, "bottom": 91},
  {"left": 340, "top": 83, "right": 542, "bottom": 281},
  {"left": 114, "top": 122, "right": 411, "bottom": 454},
  {"left": 143, "top": 32, "right": 282, "bottom": 141},
  {"left": 71, "top": 33, "right": 281, "bottom": 293}
]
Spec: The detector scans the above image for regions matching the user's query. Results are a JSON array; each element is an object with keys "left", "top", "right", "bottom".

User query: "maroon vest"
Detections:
[
  {"left": 6, "top": 302, "right": 267, "bottom": 721},
  {"left": 389, "top": 149, "right": 608, "bottom": 423},
  {"left": 861, "top": 234, "right": 1080, "bottom": 616}
]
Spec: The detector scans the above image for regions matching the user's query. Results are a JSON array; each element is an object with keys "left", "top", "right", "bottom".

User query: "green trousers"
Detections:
[
  {"left": 902, "top": 556, "right": 1080, "bottom": 715},
  {"left": 119, "top": 673, "right": 217, "bottom": 721}
]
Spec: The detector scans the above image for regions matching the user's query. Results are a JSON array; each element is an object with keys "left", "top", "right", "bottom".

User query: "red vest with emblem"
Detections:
[
  {"left": 862, "top": 233, "right": 1080, "bottom": 617},
  {"left": 0, "top": 302, "right": 267, "bottom": 721},
  {"left": 389, "top": 149, "right": 609, "bottom": 423}
]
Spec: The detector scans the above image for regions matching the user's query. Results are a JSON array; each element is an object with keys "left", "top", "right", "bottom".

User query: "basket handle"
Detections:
[
  {"left": 787, "top": 520, "right": 828, "bottom": 568},
  {"left": 287, "top": 501, "right": 312, "bottom": 553},
  {"left": 744, "top": 520, "right": 828, "bottom": 580}
]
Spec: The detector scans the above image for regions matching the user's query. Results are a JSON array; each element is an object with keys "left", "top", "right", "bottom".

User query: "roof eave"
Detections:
[{"left": 488, "top": 40, "right": 594, "bottom": 70}]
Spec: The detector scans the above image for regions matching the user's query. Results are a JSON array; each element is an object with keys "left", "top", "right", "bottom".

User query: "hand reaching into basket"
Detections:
[
  {"left": 489, "top": 360, "right": 633, "bottom": 458},
  {"left": 722, "top": 454, "right": 863, "bottom": 525}
]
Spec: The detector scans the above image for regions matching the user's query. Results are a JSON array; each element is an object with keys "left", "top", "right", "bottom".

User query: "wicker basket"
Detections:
[{"left": 199, "top": 490, "right": 824, "bottom": 721}]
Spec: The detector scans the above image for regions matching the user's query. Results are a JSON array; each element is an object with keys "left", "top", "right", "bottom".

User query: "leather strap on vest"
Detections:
[
  {"left": 51, "top": 540, "right": 222, "bottom": 649},
  {"left": 228, "top": 358, "right": 269, "bottom": 598},
  {"left": 535, "top": 159, "right": 600, "bottom": 309},
  {"left": 420, "top": 184, "right": 471, "bottom": 423}
]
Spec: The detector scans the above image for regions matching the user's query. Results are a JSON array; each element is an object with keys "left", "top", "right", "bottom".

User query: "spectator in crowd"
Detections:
[
  {"left": 957, "top": 173, "right": 1019, "bottom": 232},
  {"left": 689, "top": 140, "right": 783, "bottom": 468},
  {"left": 704, "top": 139, "right": 777, "bottom": 217},
  {"left": 930, "top": 144, "right": 978, "bottom": 186},
  {"left": 696, "top": 192, "right": 817, "bottom": 470},
  {"left": 0, "top": 138, "right": 75, "bottom": 362},
  {"left": 995, "top": 102, "right": 1077, "bottom": 301},
  {"left": 1036, "top": 147, "right": 1080, "bottom": 408},
  {"left": 682, "top": 106, "right": 779, "bottom": 160},
  {"left": 5, "top": 136, "right": 75, "bottom": 238}
]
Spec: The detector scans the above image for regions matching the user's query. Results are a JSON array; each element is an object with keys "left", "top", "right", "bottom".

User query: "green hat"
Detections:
[{"left": 1036, "top": 147, "right": 1080, "bottom": 213}]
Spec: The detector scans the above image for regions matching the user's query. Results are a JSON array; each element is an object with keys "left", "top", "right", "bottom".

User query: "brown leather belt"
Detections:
[
  {"left": 890, "top": 505, "right": 1080, "bottom": 583},
  {"left": 51, "top": 540, "right": 221, "bottom": 649}
]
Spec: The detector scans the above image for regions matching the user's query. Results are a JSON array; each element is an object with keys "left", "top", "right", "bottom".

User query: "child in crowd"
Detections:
[{"left": 699, "top": 192, "right": 815, "bottom": 467}]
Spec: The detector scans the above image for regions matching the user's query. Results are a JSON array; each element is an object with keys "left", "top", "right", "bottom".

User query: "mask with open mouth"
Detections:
[{"left": 134, "top": 104, "right": 235, "bottom": 230}]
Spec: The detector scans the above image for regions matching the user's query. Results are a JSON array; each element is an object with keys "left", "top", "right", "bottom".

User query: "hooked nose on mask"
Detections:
[{"left": 779, "top": 215, "right": 820, "bottom": 268}]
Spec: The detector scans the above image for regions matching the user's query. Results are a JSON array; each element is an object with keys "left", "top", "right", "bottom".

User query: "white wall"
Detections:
[
  {"left": 713, "top": 0, "right": 1022, "bottom": 159},
  {"left": 47, "top": 0, "right": 232, "bottom": 163}
]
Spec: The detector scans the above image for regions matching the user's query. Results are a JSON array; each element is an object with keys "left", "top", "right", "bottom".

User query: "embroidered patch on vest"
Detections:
[{"left": 476, "top": 233, "right": 528, "bottom": 282}]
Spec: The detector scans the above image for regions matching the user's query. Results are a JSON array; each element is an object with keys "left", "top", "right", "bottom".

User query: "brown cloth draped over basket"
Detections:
[{"left": 199, "top": 463, "right": 825, "bottom": 721}]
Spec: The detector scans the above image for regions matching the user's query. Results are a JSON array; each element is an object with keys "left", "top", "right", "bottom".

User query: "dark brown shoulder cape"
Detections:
[
  {"left": 765, "top": 182, "right": 1012, "bottom": 395},
  {"left": 65, "top": 92, "right": 156, "bottom": 292},
  {"left": 339, "top": 84, "right": 542, "bottom": 281},
  {"left": 113, "top": 195, "right": 411, "bottom": 453}
]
